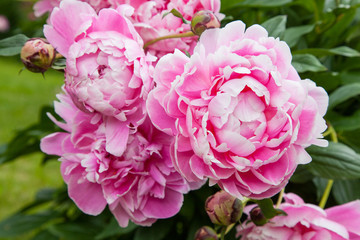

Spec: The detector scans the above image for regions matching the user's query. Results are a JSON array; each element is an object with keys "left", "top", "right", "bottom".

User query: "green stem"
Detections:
[
  {"left": 312, "top": 0, "right": 322, "bottom": 34},
  {"left": 225, "top": 223, "right": 235, "bottom": 235},
  {"left": 242, "top": 197, "right": 250, "bottom": 207},
  {"left": 143, "top": 31, "right": 195, "bottom": 49},
  {"left": 319, "top": 179, "right": 334, "bottom": 208},
  {"left": 322, "top": 128, "right": 332, "bottom": 137},
  {"left": 220, "top": 226, "right": 226, "bottom": 240},
  {"left": 319, "top": 123, "right": 337, "bottom": 209},
  {"left": 329, "top": 125, "right": 338, "bottom": 143},
  {"left": 276, "top": 188, "right": 285, "bottom": 207}
]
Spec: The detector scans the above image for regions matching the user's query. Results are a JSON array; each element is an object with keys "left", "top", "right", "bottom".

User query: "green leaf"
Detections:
[
  {"left": 328, "top": 83, "right": 360, "bottom": 110},
  {"left": 0, "top": 34, "right": 29, "bottom": 56},
  {"left": 292, "top": 54, "right": 327, "bottom": 73},
  {"left": 329, "top": 46, "right": 360, "bottom": 57},
  {"left": 336, "top": 57, "right": 360, "bottom": 71},
  {"left": 49, "top": 222, "right": 101, "bottom": 240},
  {"left": 290, "top": 164, "right": 314, "bottom": 183},
  {"left": 254, "top": 198, "right": 283, "bottom": 219},
  {"left": 327, "top": 109, "right": 360, "bottom": 131},
  {"left": 339, "top": 128, "right": 360, "bottom": 153},
  {"left": 0, "top": 105, "right": 58, "bottom": 165},
  {"left": 306, "top": 142, "right": 360, "bottom": 180},
  {"left": 134, "top": 220, "right": 173, "bottom": 240},
  {"left": 292, "top": 0, "right": 316, "bottom": 11},
  {"left": 322, "top": 8, "right": 357, "bottom": 46},
  {"left": 261, "top": 15, "right": 287, "bottom": 38},
  {"left": 332, "top": 179, "right": 360, "bottom": 204},
  {"left": 0, "top": 211, "right": 60, "bottom": 238},
  {"left": 32, "top": 230, "right": 59, "bottom": 240},
  {"left": 162, "top": 8, "right": 189, "bottom": 24},
  {"left": 95, "top": 219, "right": 137, "bottom": 240},
  {"left": 222, "top": 0, "right": 293, "bottom": 10},
  {"left": 52, "top": 58, "right": 66, "bottom": 70},
  {"left": 340, "top": 71, "right": 360, "bottom": 85},
  {"left": 283, "top": 25, "right": 315, "bottom": 47},
  {"left": 294, "top": 46, "right": 360, "bottom": 57},
  {"left": 306, "top": 71, "right": 341, "bottom": 92}
]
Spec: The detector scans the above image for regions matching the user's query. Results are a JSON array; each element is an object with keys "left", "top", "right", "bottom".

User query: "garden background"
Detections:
[
  {"left": 1, "top": 0, "right": 360, "bottom": 239},
  {"left": 0, "top": 0, "right": 63, "bottom": 232}
]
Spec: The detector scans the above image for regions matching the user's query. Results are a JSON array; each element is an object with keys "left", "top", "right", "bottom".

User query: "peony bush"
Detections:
[{"left": 1, "top": 0, "right": 360, "bottom": 239}]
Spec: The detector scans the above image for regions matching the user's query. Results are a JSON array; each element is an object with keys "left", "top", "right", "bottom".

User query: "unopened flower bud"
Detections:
[
  {"left": 205, "top": 190, "right": 243, "bottom": 226},
  {"left": 191, "top": 10, "right": 220, "bottom": 36},
  {"left": 250, "top": 207, "right": 268, "bottom": 226},
  {"left": 20, "top": 38, "right": 56, "bottom": 73},
  {"left": 194, "top": 226, "right": 218, "bottom": 240},
  {"left": 0, "top": 15, "right": 9, "bottom": 32}
]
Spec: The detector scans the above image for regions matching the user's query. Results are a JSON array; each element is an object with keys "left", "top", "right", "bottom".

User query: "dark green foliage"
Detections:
[
  {"left": 307, "top": 142, "right": 360, "bottom": 180},
  {"left": 0, "top": 106, "right": 60, "bottom": 165},
  {"left": 2, "top": 1, "right": 360, "bottom": 239},
  {"left": 0, "top": 34, "right": 29, "bottom": 56}
]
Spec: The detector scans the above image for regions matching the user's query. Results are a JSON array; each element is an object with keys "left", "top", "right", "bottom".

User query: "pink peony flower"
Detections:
[
  {"left": 237, "top": 193, "right": 360, "bottom": 240},
  {"left": 44, "top": 1, "right": 155, "bottom": 150},
  {"left": 34, "top": 0, "right": 115, "bottom": 16},
  {"left": 33, "top": 0, "right": 60, "bottom": 17},
  {"left": 35, "top": 0, "right": 222, "bottom": 57},
  {"left": 129, "top": 0, "right": 223, "bottom": 57},
  {"left": 146, "top": 21, "right": 328, "bottom": 199},
  {"left": 41, "top": 90, "right": 192, "bottom": 227}
]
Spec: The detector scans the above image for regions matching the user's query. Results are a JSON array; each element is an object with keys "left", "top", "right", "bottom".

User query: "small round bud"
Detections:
[
  {"left": 194, "top": 226, "right": 218, "bottom": 240},
  {"left": 0, "top": 15, "right": 10, "bottom": 32},
  {"left": 20, "top": 38, "right": 56, "bottom": 73},
  {"left": 250, "top": 207, "right": 268, "bottom": 226},
  {"left": 191, "top": 10, "right": 220, "bottom": 36},
  {"left": 205, "top": 190, "right": 243, "bottom": 226}
]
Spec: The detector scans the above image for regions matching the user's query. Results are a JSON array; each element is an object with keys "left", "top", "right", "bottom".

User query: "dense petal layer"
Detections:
[
  {"left": 41, "top": 91, "right": 194, "bottom": 227},
  {"left": 147, "top": 20, "right": 328, "bottom": 199}
]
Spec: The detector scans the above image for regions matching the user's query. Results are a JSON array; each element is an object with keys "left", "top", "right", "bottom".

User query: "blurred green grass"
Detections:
[{"left": 0, "top": 57, "right": 63, "bottom": 219}]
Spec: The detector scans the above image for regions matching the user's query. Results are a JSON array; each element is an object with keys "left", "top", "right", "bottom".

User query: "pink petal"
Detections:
[
  {"left": 44, "top": 1, "right": 96, "bottom": 56},
  {"left": 105, "top": 117, "right": 129, "bottom": 157},
  {"left": 146, "top": 90, "right": 177, "bottom": 135},
  {"left": 326, "top": 200, "right": 360, "bottom": 237},
  {"left": 142, "top": 189, "right": 183, "bottom": 218},
  {"left": 64, "top": 165, "right": 107, "bottom": 215},
  {"left": 40, "top": 132, "right": 68, "bottom": 156}
]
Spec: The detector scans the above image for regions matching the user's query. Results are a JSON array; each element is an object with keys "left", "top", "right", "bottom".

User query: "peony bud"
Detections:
[
  {"left": 191, "top": 10, "right": 220, "bottom": 36},
  {"left": 194, "top": 226, "right": 218, "bottom": 240},
  {"left": 249, "top": 207, "right": 268, "bottom": 226},
  {"left": 0, "top": 15, "right": 9, "bottom": 32},
  {"left": 205, "top": 190, "right": 243, "bottom": 226},
  {"left": 20, "top": 38, "right": 56, "bottom": 73}
]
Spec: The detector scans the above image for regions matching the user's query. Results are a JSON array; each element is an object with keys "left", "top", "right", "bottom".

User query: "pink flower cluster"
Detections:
[
  {"left": 34, "top": 0, "right": 119, "bottom": 16},
  {"left": 39, "top": 0, "right": 329, "bottom": 228},
  {"left": 147, "top": 21, "right": 328, "bottom": 199},
  {"left": 237, "top": 193, "right": 360, "bottom": 239},
  {"left": 45, "top": 1, "right": 155, "bottom": 146},
  {"left": 40, "top": 0, "right": 204, "bottom": 227},
  {"left": 41, "top": 92, "right": 192, "bottom": 227},
  {"left": 34, "top": 0, "right": 222, "bottom": 57}
]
